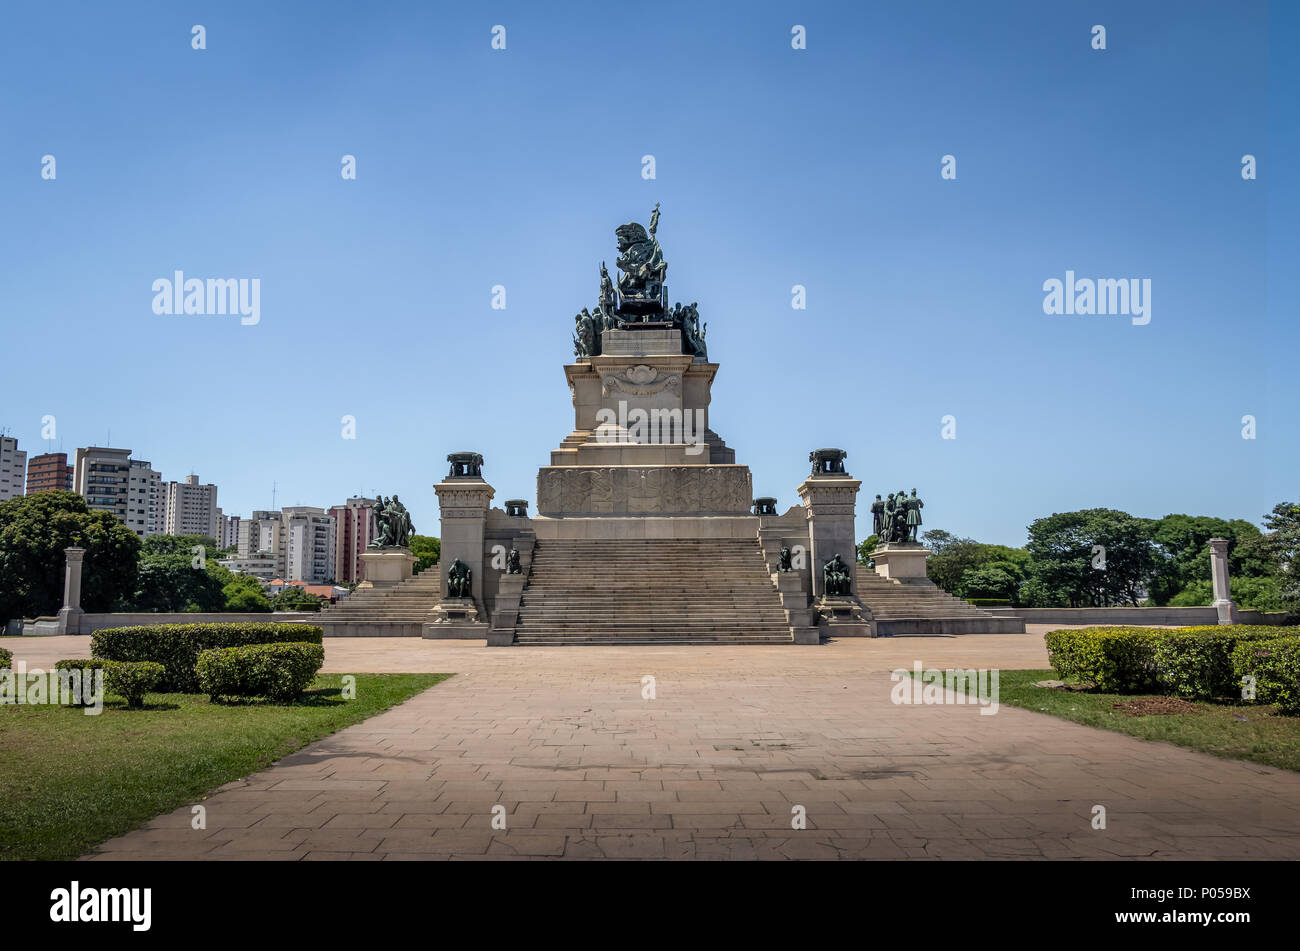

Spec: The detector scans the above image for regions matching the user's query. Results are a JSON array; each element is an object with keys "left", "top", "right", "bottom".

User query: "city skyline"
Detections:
[{"left": 2, "top": 0, "right": 1295, "bottom": 547}]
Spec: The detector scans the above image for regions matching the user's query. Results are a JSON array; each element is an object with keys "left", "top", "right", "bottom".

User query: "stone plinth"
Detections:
[
  {"left": 1208, "top": 537, "right": 1239, "bottom": 625},
  {"left": 776, "top": 571, "right": 818, "bottom": 644},
  {"left": 871, "top": 543, "right": 932, "bottom": 582},
  {"left": 815, "top": 596, "right": 875, "bottom": 638},
  {"left": 425, "top": 598, "right": 487, "bottom": 639},
  {"left": 486, "top": 575, "right": 527, "bottom": 646},
  {"left": 434, "top": 473, "right": 495, "bottom": 605},
  {"left": 358, "top": 548, "right": 415, "bottom": 588}
]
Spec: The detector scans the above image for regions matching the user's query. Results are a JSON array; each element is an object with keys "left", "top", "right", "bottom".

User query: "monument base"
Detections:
[
  {"left": 358, "top": 548, "right": 416, "bottom": 588},
  {"left": 424, "top": 597, "right": 489, "bottom": 640},
  {"left": 870, "top": 544, "right": 932, "bottom": 582},
  {"left": 815, "top": 595, "right": 875, "bottom": 638}
]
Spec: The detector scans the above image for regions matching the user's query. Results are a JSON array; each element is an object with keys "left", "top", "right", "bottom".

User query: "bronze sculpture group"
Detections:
[
  {"left": 368, "top": 495, "right": 414, "bottom": 549},
  {"left": 572, "top": 204, "right": 707, "bottom": 360},
  {"left": 871, "top": 489, "right": 924, "bottom": 545}
]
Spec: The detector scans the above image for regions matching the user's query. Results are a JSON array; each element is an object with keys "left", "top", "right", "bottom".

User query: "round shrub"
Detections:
[
  {"left": 1232, "top": 637, "right": 1300, "bottom": 716},
  {"left": 103, "top": 660, "right": 165, "bottom": 709},
  {"left": 195, "top": 642, "right": 325, "bottom": 703},
  {"left": 1152, "top": 625, "right": 1295, "bottom": 700},
  {"left": 53, "top": 659, "right": 105, "bottom": 707},
  {"left": 0, "top": 647, "right": 12, "bottom": 669},
  {"left": 1044, "top": 627, "right": 1161, "bottom": 692},
  {"left": 91, "top": 622, "right": 323, "bottom": 692}
]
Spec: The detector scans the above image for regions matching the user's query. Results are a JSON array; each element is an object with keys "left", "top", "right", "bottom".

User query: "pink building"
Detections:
[{"left": 329, "top": 497, "right": 377, "bottom": 583}]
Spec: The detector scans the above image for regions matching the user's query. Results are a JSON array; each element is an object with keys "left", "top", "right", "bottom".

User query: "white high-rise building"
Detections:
[
  {"left": 73, "top": 447, "right": 163, "bottom": 538},
  {"left": 130, "top": 459, "right": 164, "bottom": 537},
  {"left": 283, "top": 506, "right": 337, "bottom": 584},
  {"left": 0, "top": 436, "right": 27, "bottom": 501},
  {"left": 163, "top": 474, "right": 218, "bottom": 538}
]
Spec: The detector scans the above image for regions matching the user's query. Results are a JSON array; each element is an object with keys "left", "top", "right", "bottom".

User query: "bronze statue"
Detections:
[
  {"left": 447, "top": 559, "right": 472, "bottom": 598},
  {"left": 447, "top": 452, "right": 484, "bottom": 478},
  {"left": 905, "top": 488, "right": 924, "bottom": 543},
  {"left": 368, "top": 494, "right": 414, "bottom": 549},
  {"left": 614, "top": 204, "right": 667, "bottom": 315},
  {"left": 870, "top": 494, "right": 884, "bottom": 539},
  {"left": 507, "top": 549, "right": 521, "bottom": 575},
  {"left": 778, "top": 546, "right": 793, "bottom": 572},
  {"left": 823, "top": 553, "right": 852, "bottom": 596}
]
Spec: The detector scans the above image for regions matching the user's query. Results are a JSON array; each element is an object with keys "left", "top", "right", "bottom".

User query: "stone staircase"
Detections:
[
  {"left": 854, "top": 566, "right": 1025, "bottom": 635},
  {"left": 513, "top": 538, "right": 794, "bottom": 645},
  {"left": 317, "top": 570, "right": 442, "bottom": 636}
]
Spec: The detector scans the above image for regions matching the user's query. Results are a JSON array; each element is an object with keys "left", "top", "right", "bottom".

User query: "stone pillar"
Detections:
[
  {"left": 796, "top": 456, "right": 862, "bottom": 599},
  {"left": 1208, "top": 537, "right": 1238, "bottom": 625},
  {"left": 57, "top": 547, "right": 86, "bottom": 635},
  {"left": 796, "top": 450, "right": 872, "bottom": 637},
  {"left": 428, "top": 457, "right": 495, "bottom": 636}
]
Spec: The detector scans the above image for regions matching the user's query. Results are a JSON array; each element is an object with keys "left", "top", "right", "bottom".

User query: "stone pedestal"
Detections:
[
  {"left": 1208, "top": 537, "right": 1239, "bottom": 625},
  {"left": 425, "top": 598, "right": 486, "bottom": 639},
  {"left": 487, "top": 575, "right": 527, "bottom": 646},
  {"left": 357, "top": 548, "right": 415, "bottom": 588},
  {"left": 56, "top": 547, "right": 86, "bottom": 635},
  {"left": 776, "top": 570, "right": 819, "bottom": 644},
  {"left": 815, "top": 596, "right": 875, "bottom": 638},
  {"left": 870, "top": 543, "right": 932, "bottom": 582}
]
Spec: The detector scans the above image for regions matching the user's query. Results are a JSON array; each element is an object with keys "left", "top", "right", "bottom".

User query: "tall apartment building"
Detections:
[
  {"left": 162, "top": 474, "right": 218, "bottom": 538},
  {"left": 130, "top": 459, "right": 164, "bottom": 537},
  {"left": 74, "top": 447, "right": 132, "bottom": 524},
  {"left": 283, "top": 506, "right": 337, "bottom": 584},
  {"left": 73, "top": 448, "right": 163, "bottom": 538},
  {"left": 0, "top": 437, "right": 26, "bottom": 501},
  {"left": 329, "top": 497, "right": 377, "bottom": 583},
  {"left": 236, "top": 509, "right": 285, "bottom": 578},
  {"left": 26, "top": 451, "right": 74, "bottom": 494},
  {"left": 215, "top": 512, "right": 240, "bottom": 549}
]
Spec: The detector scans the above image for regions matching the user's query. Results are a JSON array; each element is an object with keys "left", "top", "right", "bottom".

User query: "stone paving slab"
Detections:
[{"left": 58, "top": 632, "right": 1300, "bottom": 860}]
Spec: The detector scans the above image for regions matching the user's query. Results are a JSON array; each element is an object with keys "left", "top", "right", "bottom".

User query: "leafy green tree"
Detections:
[
  {"left": 222, "top": 572, "right": 271, "bottom": 612},
  {"left": 857, "top": 535, "right": 878, "bottom": 567},
  {"left": 131, "top": 553, "right": 227, "bottom": 612},
  {"left": 272, "top": 585, "right": 324, "bottom": 612},
  {"left": 921, "top": 529, "right": 1030, "bottom": 597},
  {"left": 410, "top": 535, "right": 440, "bottom": 574},
  {"left": 1023, "top": 508, "right": 1159, "bottom": 607},
  {"left": 1168, "top": 576, "right": 1286, "bottom": 612},
  {"left": 1243, "top": 502, "right": 1300, "bottom": 610},
  {"left": 0, "top": 491, "right": 140, "bottom": 621},
  {"left": 1146, "top": 514, "right": 1273, "bottom": 605},
  {"left": 957, "top": 560, "right": 1024, "bottom": 602}
]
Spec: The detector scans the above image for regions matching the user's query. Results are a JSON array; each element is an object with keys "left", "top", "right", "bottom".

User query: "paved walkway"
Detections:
[{"left": 7, "top": 633, "right": 1299, "bottom": 860}]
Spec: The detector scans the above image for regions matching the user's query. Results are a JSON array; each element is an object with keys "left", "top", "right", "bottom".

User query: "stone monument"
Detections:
[{"left": 358, "top": 495, "right": 416, "bottom": 587}]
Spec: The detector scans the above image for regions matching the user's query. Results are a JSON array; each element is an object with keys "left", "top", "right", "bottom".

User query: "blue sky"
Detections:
[{"left": 1, "top": 0, "right": 1293, "bottom": 547}]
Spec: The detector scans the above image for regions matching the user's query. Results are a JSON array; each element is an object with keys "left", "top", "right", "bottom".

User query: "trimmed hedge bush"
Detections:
[
  {"left": 1044, "top": 627, "right": 1162, "bottom": 692},
  {"left": 53, "top": 659, "right": 105, "bottom": 707},
  {"left": 195, "top": 642, "right": 325, "bottom": 703},
  {"left": 0, "top": 647, "right": 11, "bottom": 669},
  {"left": 1151, "top": 626, "right": 1295, "bottom": 700},
  {"left": 1232, "top": 637, "right": 1300, "bottom": 716},
  {"left": 967, "top": 598, "right": 1011, "bottom": 607},
  {"left": 91, "top": 623, "right": 323, "bottom": 692},
  {"left": 103, "top": 660, "right": 165, "bottom": 709}
]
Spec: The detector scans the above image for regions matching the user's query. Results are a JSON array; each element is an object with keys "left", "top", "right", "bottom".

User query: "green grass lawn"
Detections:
[
  {"left": 0, "top": 673, "right": 451, "bottom": 861},
  {"left": 997, "top": 669, "right": 1300, "bottom": 773}
]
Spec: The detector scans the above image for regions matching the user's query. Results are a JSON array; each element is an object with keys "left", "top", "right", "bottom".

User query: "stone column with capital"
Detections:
[
  {"left": 796, "top": 450, "right": 873, "bottom": 637},
  {"left": 57, "top": 547, "right": 86, "bottom": 635},
  {"left": 1208, "top": 537, "right": 1239, "bottom": 625},
  {"left": 427, "top": 454, "right": 495, "bottom": 637}
]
